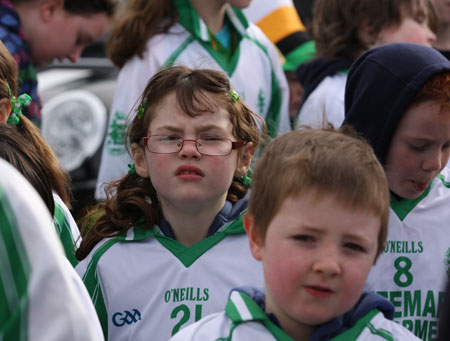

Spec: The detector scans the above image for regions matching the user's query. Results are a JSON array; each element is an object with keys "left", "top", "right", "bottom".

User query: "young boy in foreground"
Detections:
[{"left": 171, "top": 127, "right": 420, "bottom": 340}]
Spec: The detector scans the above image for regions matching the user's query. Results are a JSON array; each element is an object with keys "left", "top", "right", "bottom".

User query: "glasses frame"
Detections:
[{"left": 142, "top": 135, "right": 248, "bottom": 156}]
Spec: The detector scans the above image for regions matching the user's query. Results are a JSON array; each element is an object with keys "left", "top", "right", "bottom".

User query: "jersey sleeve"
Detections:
[{"left": 0, "top": 159, "right": 103, "bottom": 340}]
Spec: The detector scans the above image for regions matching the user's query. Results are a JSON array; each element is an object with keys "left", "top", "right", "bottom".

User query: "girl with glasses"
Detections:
[{"left": 76, "top": 65, "right": 265, "bottom": 340}]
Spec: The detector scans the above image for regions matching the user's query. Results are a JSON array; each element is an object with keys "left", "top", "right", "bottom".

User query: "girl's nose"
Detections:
[{"left": 179, "top": 139, "right": 202, "bottom": 159}]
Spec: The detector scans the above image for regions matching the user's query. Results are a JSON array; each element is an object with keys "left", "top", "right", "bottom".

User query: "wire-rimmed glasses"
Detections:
[{"left": 143, "top": 135, "right": 247, "bottom": 156}]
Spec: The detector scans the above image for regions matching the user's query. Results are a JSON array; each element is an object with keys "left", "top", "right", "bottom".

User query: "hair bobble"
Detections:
[
  {"left": 241, "top": 168, "right": 252, "bottom": 188},
  {"left": 128, "top": 163, "right": 137, "bottom": 174},
  {"left": 137, "top": 97, "right": 147, "bottom": 119},
  {"left": 6, "top": 81, "right": 31, "bottom": 125},
  {"left": 230, "top": 89, "right": 240, "bottom": 102}
]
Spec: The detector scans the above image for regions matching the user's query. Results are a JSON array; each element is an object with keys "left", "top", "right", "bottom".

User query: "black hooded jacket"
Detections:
[{"left": 343, "top": 42, "right": 450, "bottom": 164}]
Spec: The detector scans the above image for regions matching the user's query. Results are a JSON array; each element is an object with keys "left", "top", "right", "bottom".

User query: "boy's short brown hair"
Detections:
[
  {"left": 312, "top": 0, "right": 432, "bottom": 60},
  {"left": 248, "top": 126, "right": 390, "bottom": 257}
]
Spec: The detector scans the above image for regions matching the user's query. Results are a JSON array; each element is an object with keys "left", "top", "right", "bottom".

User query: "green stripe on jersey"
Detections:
[
  {"left": 437, "top": 173, "right": 450, "bottom": 188},
  {"left": 390, "top": 183, "right": 432, "bottom": 221},
  {"left": 53, "top": 202, "right": 78, "bottom": 266},
  {"left": 331, "top": 309, "right": 393, "bottom": 340},
  {"left": 0, "top": 185, "right": 31, "bottom": 341},
  {"left": 225, "top": 291, "right": 292, "bottom": 340},
  {"left": 153, "top": 213, "right": 245, "bottom": 267}
]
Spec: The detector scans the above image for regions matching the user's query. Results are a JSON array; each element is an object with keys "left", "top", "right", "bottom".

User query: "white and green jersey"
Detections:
[
  {"left": 76, "top": 214, "right": 264, "bottom": 340},
  {"left": 171, "top": 290, "right": 419, "bottom": 340},
  {"left": 53, "top": 192, "right": 80, "bottom": 266},
  {"left": 0, "top": 159, "right": 103, "bottom": 340},
  {"left": 365, "top": 167, "right": 450, "bottom": 340},
  {"left": 95, "top": 0, "right": 290, "bottom": 199}
]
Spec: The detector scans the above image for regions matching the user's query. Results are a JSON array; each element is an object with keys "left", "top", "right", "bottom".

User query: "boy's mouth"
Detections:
[
  {"left": 305, "top": 285, "right": 333, "bottom": 299},
  {"left": 411, "top": 180, "right": 429, "bottom": 192}
]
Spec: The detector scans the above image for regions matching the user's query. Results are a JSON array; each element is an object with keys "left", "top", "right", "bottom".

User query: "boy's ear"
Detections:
[
  {"left": 244, "top": 213, "right": 263, "bottom": 261},
  {"left": 0, "top": 98, "right": 10, "bottom": 124},
  {"left": 40, "top": 0, "right": 64, "bottom": 23},
  {"left": 235, "top": 142, "right": 254, "bottom": 177},
  {"left": 131, "top": 142, "right": 150, "bottom": 178},
  {"left": 358, "top": 19, "right": 377, "bottom": 47}
]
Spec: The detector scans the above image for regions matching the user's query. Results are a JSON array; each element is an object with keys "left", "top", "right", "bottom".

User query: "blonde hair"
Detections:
[{"left": 248, "top": 126, "right": 390, "bottom": 257}]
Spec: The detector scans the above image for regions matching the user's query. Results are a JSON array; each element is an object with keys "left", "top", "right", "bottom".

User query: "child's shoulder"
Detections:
[
  {"left": 170, "top": 290, "right": 282, "bottom": 341},
  {"left": 334, "top": 309, "right": 421, "bottom": 340}
]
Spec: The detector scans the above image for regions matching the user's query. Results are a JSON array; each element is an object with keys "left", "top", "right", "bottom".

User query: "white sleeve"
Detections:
[{"left": 0, "top": 159, "right": 103, "bottom": 340}]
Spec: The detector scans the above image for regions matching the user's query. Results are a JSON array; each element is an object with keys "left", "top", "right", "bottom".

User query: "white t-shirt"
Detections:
[
  {"left": 76, "top": 215, "right": 264, "bottom": 340},
  {"left": 365, "top": 167, "right": 450, "bottom": 340}
]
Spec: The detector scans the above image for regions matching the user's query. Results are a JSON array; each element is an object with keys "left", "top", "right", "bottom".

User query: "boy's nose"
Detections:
[
  {"left": 422, "top": 150, "right": 443, "bottom": 172},
  {"left": 312, "top": 250, "right": 341, "bottom": 276}
]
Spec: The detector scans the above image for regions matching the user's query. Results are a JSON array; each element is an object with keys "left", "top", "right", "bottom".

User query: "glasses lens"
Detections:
[
  {"left": 197, "top": 137, "right": 232, "bottom": 156},
  {"left": 147, "top": 135, "right": 182, "bottom": 153}
]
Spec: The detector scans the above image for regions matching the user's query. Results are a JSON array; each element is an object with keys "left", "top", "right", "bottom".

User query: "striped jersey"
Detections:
[
  {"left": 76, "top": 213, "right": 264, "bottom": 340},
  {"left": 0, "top": 158, "right": 103, "bottom": 340},
  {"left": 52, "top": 192, "right": 80, "bottom": 266},
  {"left": 171, "top": 290, "right": 420, "bottom": 340},
  {"left": 95, "top": 0, "right": 290, "bottom": 199},
  {"left": 365, "top": 167, "right": 450, "bottom": 340}
]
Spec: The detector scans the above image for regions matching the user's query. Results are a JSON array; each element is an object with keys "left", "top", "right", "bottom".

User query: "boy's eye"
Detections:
[
  {"left": 344, "top": 242, "right": 366, "bottom": 253},
  {"left": 293, "top": 235, "right": 314, "bottom": 243},
  {"left": 409, "top": 143, "right": 427, "bottom": 151}
]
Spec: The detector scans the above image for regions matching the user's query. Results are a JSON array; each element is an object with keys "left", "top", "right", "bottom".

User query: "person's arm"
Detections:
[{"left": 0, "top": 159, "right": 103, "bottom": 340}]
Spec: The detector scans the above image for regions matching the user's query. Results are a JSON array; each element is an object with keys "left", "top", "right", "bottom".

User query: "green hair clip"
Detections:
[
  {"left": 230, "top": 89, "right": 240, "bottom": 102},
  {"left": 241, "top": 168, "right": 252, "bottom": 188},
  {"left": 6, "top": 81, "right": 32, "bottom": 125},
  {"left": 128, "top": 163, "right": 137, "bottom": 174},
  {"left": 137, "top": 98, "right": 147, "bottom": 119}
]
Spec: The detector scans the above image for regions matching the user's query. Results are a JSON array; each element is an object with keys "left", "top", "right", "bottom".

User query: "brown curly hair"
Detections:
[{"left": 76, "top": 66, "right": 265, "bottom": 260}]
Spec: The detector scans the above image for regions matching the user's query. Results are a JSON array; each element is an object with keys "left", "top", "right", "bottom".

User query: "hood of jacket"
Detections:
[{"left": 344, "top": 42, "right": 450, "bottom": 164}]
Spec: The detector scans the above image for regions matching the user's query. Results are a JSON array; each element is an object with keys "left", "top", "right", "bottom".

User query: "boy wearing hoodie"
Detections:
[
  {"left": 296, "top": 0, "right": 436, "bottom": 129},
  {"left": 344, "top": 42, "right": 450, "bottom": 340},
  {"left": 171, "top": 128, "right": 419, "bottom": 340}
]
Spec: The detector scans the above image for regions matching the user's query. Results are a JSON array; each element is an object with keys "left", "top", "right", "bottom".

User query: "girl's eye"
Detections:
[
  {"left": 159, "top": 135, "right": 181, "bottom": 142},
  {"left": 344, "top": 242, "right": 366, "bottom": 253},
  {"left": 200, "top": 135, "right": 223, "bottom": 141}
]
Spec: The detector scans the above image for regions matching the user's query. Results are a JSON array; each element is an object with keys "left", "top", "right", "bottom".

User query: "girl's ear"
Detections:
[
  {"left": 0, "top": 98, "right": 11, "bottom": 124},
  {"left": 131, "top": 142, "right": 150, "bottom": 178},
  {"left": 40, "top": 0, "right": 64, "bottom": 23},
  {"left": 244, "top": 213, "right": 263, "bottom": 261},
  {"left": 235, "top": 142, "right": 254, "bottom": 177}
]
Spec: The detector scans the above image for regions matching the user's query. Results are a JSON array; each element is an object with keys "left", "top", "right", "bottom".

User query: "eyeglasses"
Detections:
[{"left": 143, "top": 135, "right": 247, "bottom": 156}]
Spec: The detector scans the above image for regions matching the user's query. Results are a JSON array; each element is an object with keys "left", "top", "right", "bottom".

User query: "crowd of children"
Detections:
[{"left": 3, "top": 0, "right": 450, "bottom": 340}]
